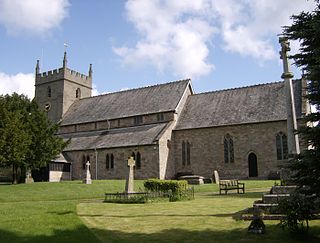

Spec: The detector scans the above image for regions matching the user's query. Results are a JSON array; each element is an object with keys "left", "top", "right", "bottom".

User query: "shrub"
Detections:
[
  {"left": 278, "top": 193, "right": 315, "bottom": 234},
  {"left": 144, "top": 179, "right": 190, "bottom": 201},
  {"left": 144, "top": 179, "right": 188, "bottom": 193}
]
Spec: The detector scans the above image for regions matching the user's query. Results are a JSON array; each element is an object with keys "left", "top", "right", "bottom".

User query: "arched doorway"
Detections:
[{"left": 248, "top": 153, "right": 258, "bottom": 177}]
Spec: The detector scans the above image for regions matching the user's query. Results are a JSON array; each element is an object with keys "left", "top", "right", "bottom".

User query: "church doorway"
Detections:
[{"left": 248, "top": 153, "right": 258, "bottom": 177}]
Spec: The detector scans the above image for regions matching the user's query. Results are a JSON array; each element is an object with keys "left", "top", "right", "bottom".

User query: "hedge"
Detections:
[{"left": 144, "top": 179, "right": 188, "bottom": 193}]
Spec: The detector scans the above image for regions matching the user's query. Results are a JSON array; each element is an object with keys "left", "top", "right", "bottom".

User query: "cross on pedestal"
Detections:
[{"left": 125, "top": 156, "right": 135, "bottom": 193}]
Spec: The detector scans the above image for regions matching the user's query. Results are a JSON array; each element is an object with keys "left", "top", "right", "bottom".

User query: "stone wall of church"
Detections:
[
  {"left": 172, "top": 121, "right": 289, "bottom": 180},
  {"left": 65, "top": 145, "right": 159, "bottom": 180}
]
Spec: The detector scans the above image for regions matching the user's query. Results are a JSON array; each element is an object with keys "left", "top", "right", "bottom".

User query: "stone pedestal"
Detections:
[
  {"left": 125, "top": 156, "right": 135, "bottom": 193},
  {"left": 83, "top": 161, "right": 92, "bottom": 184},
  {"left": 25, "top": 170, "right": 34, "bottom": 184}
]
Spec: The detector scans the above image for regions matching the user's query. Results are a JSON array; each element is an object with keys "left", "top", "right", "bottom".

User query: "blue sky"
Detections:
[{"left": 0, "top": 0, "right": 317, "bottom": 98}]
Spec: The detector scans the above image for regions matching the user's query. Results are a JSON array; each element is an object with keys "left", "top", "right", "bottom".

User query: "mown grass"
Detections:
[{"left": 0, "top": 180, "right": 319, "bottom": 243}]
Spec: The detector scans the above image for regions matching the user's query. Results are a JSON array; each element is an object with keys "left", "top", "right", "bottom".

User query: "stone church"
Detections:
[{"left": 29, "top": 44, "right": 308, "bottom": 182}]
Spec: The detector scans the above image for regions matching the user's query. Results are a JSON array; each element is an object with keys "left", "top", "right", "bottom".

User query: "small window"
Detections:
[
  {"left": 182, "top": 140, "right": 191, "bottom": 166},
  {"left": 136, "top": 152, "right": 141, "bottom": 169},
  {"left": 157, "top": 113, "right": 164, "bottom": 121},
  {"left": 106, "top": 154, "right": 114, "bottom": 170},
  {"left": 106, "top": 154, "right": 109, "bottom": 169},
  {"left": 224, "top": 134, "right": 234, "bottom": 163},
  {"left": 47, "top": 86, "right": 51, "bottom": 98},
  {"left": 182, "top": 141, "right": 186, "bottom": 166},
  {"left": 82, "top": 155, "right": 86, "bottom": 170},
  {"left": 134, "top": 116, "right": 143, "bottom": 125},
  {"left": 76, "top": 88, "right": 81, "bottom": 99},
  {"left": 110, "top": 154, "right": 114, "bottom": 169},
  {"left": 276, "top": 132, "right": 288, "bottom": 160}
]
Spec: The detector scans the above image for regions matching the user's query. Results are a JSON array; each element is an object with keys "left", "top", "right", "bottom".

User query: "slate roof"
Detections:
[
  {"left": 175, "top": 80, "right": 303, "bottom": 130},
  {"left": 62, "top": 123, "right": 168, "bottom": 151},
  {"left": 61, "top": 79, "right": 191, "bottom": 126}
]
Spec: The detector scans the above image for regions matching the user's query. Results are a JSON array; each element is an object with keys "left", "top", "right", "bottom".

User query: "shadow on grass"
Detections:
[
  {"left": 208, "top": 191, "right": 265, "bottom": 199},
  {"left": 1, "top": 224, "right": 319, "bottom": 243},
  {"left": 0, "top": 225, "right": 100, "bottom": 243},
  {"left": 100, "top": 226, "right": 320, "bottom": 243}
]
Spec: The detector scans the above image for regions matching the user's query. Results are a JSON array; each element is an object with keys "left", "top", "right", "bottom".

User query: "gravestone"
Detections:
[
  {"left": 83, "top": 161, "right": 92, "bottom": 184},
  {"left": 25, "top": 169, "right": 34, "bottom": 184},
  {"left": 125, "top": 156, "right": 135, "bottom": 193},
  {"left": 213, "top": 170, "right": 220, "bottom": 184}
]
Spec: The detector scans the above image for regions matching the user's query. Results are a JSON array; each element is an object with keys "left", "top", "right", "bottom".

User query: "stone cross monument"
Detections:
[
  {"left": 125, "top": 156, "right": 135, "bottom": 193},
  {"left": 83, "top": 161, "right": 92, "bottom": 184},
  {"left": 279, "top": 37, "right": 300, "bottom": 157}
]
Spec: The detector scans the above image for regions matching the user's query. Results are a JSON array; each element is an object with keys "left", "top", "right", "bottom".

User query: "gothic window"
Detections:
[
  {"left": 276, "top": 132, "right": 288, "bottom": 160},
  {"left": 182, "top": 141, "right": 186, "bottom": 165},
  {"left": 136, "top": 152, "right": 141, "bottom": 169},
  {"left": 82, "top": 155, "right": 86, "bottom": 170},
  {"left": 76, "top": 88, "right": 81, "bottom": 99},
  {"left": 224, "top": 134, "right": 234, "bottom": 163},
  {"left": 134, "top": 116, "right": 143, "bottom": 125},
  {"left": 106, "top": 154, "right": 109, "bottom": 169},
  {"left": 157, "top": 113, "right": 164, "bottom": 121},
  {"left": 131, "top": 152, "right": 136, "bottom": 160},
  {"left": 110, "top": 154, "right": 114, "bottom": 169},
  {"left": 47, "top": 86, "right": 51, "bottom": 98},
  {"left": 187, "top": 141, "right": 191, "bottom": 165},
  {"left": 182, "top": 140, "right": 191, "bottom": 166}
]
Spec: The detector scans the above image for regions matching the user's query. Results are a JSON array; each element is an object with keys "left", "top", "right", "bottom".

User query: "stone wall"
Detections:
[
  {"left": 172, "top": 121, "right": 290, "bottom": 179},
  {"left": 65, "top": 145, "right": 159, "bottom": 180},
  {"left": 49, "top": 171, "right": 71, "bottom": 182}
]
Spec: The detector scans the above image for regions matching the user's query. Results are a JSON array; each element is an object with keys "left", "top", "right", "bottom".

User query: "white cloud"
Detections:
[
  {"left": 0, "top": 72, "right": 35, "bottom": 98},
  {"left": 115, "top": 0, "right": 317, "bottom": 78},
  {"left": 114, "top": 0, "right": 216, "bottom": 78},
  {"left": 0, "top": 0, "right": 70, "bottom": 35}
]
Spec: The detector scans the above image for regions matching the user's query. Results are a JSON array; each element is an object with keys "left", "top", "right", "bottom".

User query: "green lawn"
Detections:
[{"left": 0, "top": 180, "right": 319, "bottom": 243}]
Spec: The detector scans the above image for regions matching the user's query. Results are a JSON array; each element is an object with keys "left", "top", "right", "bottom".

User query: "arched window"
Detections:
[
  {"left": 76, "top": 88, "right": 81, "bottom": 99},
  {"left": 110, "top": 154, "right": 114, "bottom": 169},
  {"left": 224, "top": 134, "right": 234, "bottom": 163},
  {"left": 276, "top": 132, "right": 288, "bottom": 160},
  {"left": 136, "top": 152, "right": 141, "bottom": 169},
  {"left": 182, "top": 141, "right": 186, "bottom": 165},
  {"left": 187, "top": 141, "right": 191, "bottom": 165},
  {"left": 106, "top": 154, "right": 109, "bottom": 169},
  {"left": 182, "top": 140, "right": 191, "bottom": 166},
  {"left": 82, "top": 155, "right": 86, "bottom": 170},
  {"left": 131, "top": 152, "right": 136, "bottom": 160},
  {"left": 47, "top": 86, "right": 51, "bottom": 98}
]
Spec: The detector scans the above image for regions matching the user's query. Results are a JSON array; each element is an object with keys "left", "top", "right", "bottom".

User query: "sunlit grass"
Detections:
[{"left": 0, "top": 180, "right": 319, "bottom": 243}]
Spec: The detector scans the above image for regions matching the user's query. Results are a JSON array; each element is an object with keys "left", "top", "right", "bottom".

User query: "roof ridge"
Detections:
[
  {"left": 194, "top": 80, "right": 285, "bottom": 96},
  {"left": 80, "top": 78, "right": 191, "bottom": 100}
]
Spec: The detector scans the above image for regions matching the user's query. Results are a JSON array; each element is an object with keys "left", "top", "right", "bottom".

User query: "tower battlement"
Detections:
[{"left": 36, "top": 67, "right": 92, "bottom": 88}]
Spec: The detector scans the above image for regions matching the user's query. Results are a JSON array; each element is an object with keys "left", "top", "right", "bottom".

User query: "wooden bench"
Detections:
[{"left": 219, "top": 179, "right": 245, "bottom": 194}]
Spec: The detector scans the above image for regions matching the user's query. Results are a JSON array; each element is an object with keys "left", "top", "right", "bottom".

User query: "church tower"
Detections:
[{"left": 34, "top": 52, "right": 92, "bottom": 123}]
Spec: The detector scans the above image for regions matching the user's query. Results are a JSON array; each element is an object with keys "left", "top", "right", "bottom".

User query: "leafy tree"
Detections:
[{"left": 0, "top": 93, "right": 67, "bottom": 184}]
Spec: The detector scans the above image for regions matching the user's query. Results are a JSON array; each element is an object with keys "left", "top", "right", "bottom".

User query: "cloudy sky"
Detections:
[{"left": 0, "top": 0, "right": 317, "bottom": 98}]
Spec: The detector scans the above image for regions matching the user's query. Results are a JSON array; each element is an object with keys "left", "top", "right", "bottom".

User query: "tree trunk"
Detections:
[{"left": 12, "top": 164, "right": 18, "bottom": 184}]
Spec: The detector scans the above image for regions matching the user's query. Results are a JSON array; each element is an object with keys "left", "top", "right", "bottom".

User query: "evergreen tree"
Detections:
[
  {"left": 282, "top": 2, "right": 320, "bottom": 197},
  {"left": 0, "top": 93, "right": 67, "bottom": 184}
]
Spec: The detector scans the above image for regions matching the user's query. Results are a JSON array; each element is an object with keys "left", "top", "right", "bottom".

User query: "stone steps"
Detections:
[
  {"left": 270, "top": 185, "right": 297, "bottom": 194},
  {"left": 262, "top": 193, "right": 290, "bottom": 204}
]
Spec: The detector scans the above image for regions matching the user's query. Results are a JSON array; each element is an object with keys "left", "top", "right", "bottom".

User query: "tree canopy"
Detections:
[{"left": 0, "top": 93, "right": 67, "bottom": 184}]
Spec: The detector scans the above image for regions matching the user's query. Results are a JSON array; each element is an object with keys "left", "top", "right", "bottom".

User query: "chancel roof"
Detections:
[
  {"left": 62, "top": 123, "right": 168, "bottom": 151},
  {"left": 175, "top": 80, "right": 303, "bottom": 130},
  {"left": 61, "top": 79, "right": 191, "bottom": 126}
]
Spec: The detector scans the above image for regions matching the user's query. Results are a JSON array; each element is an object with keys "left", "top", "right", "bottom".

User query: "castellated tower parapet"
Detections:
[{"left": 34, "top": 52, "right": 93, "bottom": 123}]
